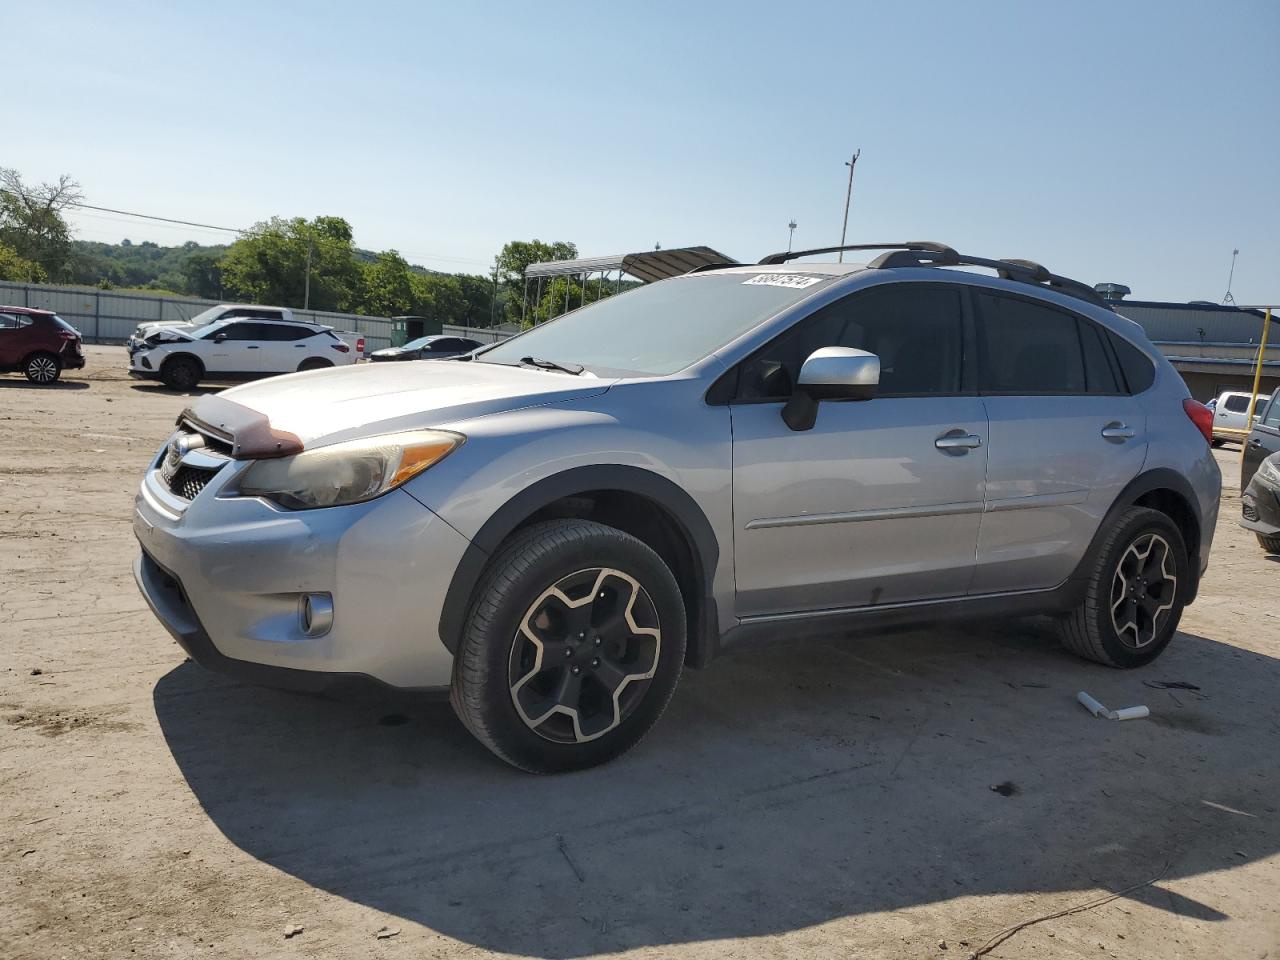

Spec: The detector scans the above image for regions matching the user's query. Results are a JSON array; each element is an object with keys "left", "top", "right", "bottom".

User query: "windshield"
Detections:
[
  {"left": 187, "top": 306, "right": 225, "bottom": 327},
  {"left": 477, "top": 272, "right": 833, "bottom": 376}
]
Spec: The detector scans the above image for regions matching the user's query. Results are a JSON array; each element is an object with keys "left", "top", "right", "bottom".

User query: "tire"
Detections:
[
  {"left": 23, "top": 352, "right": 61, "bottom": 385},
  {"left": 1258, "top": 534, "right": 1280, "bottom": 555},
  {"left": 160, "top": 356, "right": 200, "bottom": 391},
  {"left": 298, "top": 358, "right": 333, "bottom": 372},
  {"left": 1210, "top": 438, "right": 1224, "bottom": 448},
  {"left": 450, "top": 519, "right": 686, "bottom": 773},
  {"left": 1058, "top": 506, "right": 1190, "bottom": 668}
]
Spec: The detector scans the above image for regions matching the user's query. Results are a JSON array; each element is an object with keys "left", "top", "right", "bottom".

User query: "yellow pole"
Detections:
[{"left": 1242, "top": 307, "right": 1272, "bottom": 468}]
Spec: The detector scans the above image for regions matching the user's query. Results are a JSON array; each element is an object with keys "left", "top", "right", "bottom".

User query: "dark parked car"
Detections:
[
  {"left": 0, "top": 306, "right": 85, "bottom": 384},
  {"left": 1241, "top": 391, "right": 1280, "bottom": 490},
  {"left": 1242, "top": 451, "right": 1280, "bottom": 554},
  {"left": 369, "top": 335, "right": 484, "bottom": 362}
]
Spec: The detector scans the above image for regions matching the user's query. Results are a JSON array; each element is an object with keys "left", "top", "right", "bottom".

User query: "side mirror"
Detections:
[
  {"left": 782, "top": 347, "right": 879, "bottom": 431},
  {"left": 213, "top": 333, "right": 227, "bottom": 343}
]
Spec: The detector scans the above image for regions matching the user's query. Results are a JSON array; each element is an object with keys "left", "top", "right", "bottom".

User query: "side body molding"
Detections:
[{"left": 436, "top": 465, "right": 721, "bottom": 658}]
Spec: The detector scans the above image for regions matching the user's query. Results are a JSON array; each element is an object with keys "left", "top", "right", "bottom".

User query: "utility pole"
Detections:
[
  {"left": 837, "top": 149, "right": 860, "bottom": 263},
  {"left": 787, "top": 220, "right": 797, "bottom": 253},
  {"left": 303, "top": 236, "right": 313, "bottom": 310}
]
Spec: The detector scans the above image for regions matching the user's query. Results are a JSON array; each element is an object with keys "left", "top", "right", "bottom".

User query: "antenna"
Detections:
[
  {"left": 787, "top": 219, "right": 797, "bottom": 253},
  {"left": 837, "top": 149, "right": 860, "bottom": 263},
  {"left": 1223, "top": 248, "right": 1239, "bottom": 305}
]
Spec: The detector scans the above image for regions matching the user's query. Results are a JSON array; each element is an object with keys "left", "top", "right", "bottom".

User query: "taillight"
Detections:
[
  {"left": 1183, "top": 398, "right": 1213, "bottom": 444},
  {"left": 356, "top": 337, "right": 365, "bottom": 354},
  {"left": 330, "top": 343, "right": 350, "bottom": 353}
]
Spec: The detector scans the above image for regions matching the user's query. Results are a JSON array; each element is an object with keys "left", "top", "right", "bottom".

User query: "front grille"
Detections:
[
  {"left": 1243, "top": 500, "right": 1259, "bottom": 522},
  {"left": 169, "top": 464, "right": 220, "bottom": 501}
]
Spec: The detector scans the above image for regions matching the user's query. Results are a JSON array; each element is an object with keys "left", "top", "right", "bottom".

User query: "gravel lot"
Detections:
[{"left": 2, "top": 346, "right": 1278, "bottom": 960}]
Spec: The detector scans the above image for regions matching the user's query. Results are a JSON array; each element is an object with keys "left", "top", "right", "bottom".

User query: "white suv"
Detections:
[{"left": 128, "top": 317, "right": 358, "bottom": 390}]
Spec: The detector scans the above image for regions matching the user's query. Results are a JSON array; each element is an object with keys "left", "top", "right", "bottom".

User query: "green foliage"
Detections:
[
  {"left": 361, "top": 250, "right": 415, "bottom": 317},
  {"left": 0, "top": 168, "right": 81, "bottom": 280},
  {"left": 0, "top": 239, "right": 47, "bottom": 282},
  {"left": 494, "top": 239, "right": 577, "bottom": 324},
  {"left": 220, "top": 216, "right": 362, "bottom": 312}
]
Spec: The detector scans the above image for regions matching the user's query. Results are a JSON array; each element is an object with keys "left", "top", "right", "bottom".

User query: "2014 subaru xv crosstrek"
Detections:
[{"left": 133, "top": 242, "right": 1221, "bottom": 772}]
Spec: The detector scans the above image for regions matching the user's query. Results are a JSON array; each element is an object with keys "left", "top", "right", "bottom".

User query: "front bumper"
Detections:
[
  {"left": 1241, "top": 470, "right": 1280, "bottom": 537},
  {"left": 133, "top": 451, "right": 470, "bottom": 691}
]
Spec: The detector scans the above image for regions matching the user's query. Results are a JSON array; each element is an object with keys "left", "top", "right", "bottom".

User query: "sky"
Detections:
[{"left": 7, "top": 0, "right": 1279, "bottom": 303}]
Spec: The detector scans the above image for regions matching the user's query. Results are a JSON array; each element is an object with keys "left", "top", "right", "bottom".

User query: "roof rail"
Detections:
[
  {"left": 757, "top": 241, "right": 957, "bottom": 266},
  {"left": 760, "top": 240, "right": 1107, "bottom": 308}
]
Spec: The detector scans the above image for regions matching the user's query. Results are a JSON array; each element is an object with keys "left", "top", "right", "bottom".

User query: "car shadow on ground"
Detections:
[
  {"left": 128, "top": 383, "right": 223, "bottom": 397},
  {"left": 154, "top": 622, "right": 1277, "bottom": 957},
  {"left": 0, "top": 378, "right": 90, "bottom": 390}
]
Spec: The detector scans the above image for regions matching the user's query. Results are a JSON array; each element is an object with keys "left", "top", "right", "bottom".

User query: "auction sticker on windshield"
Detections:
[{"left": 742, "top": 274, "right": 822, "bottom": 289}]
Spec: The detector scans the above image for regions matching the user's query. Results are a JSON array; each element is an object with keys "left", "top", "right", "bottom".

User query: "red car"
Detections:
[{"left": 0, "top": 306, "right": 86, "bottom": 384}]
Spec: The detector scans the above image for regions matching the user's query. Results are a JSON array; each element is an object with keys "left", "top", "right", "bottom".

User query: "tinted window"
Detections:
[
  {"left": 261, "top": 324, "right": 314, "bottom": 341},
  {"left": 0, "top": 312, "right": 25, "bottom": 330},
  {"left": 1078, "top": 320, "right": 1120, "bottom": 393},
  {"left": 1107, "top": 332, "right": 1155, "bottom": 394},
  {"left": 978, "top": 293, "right": 1091, "bottom": 394},
  {"left": 430, "top": 338, "right": 463, "bottom": 352},
  {"left": 1263, "top": 395, "right": 1280, "bottom": 428},
  {"left": 735, "top": 284, "right": 965, "bottom": 400},
  {"left": 215, "top": 322, "right": 273, "bottom": 341},
  {"left": 1223, "top": 395, "right": 1249, "bottom": 413}
]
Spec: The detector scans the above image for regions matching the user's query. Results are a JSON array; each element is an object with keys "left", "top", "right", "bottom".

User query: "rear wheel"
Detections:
[
  {"left": 450, "top": 519, "right": 686, "bottom": 773},
  {"left": 160, "top": 356, "right": 200, "bottom": 390},
  {"left": 1258, "top": 534, "right": 1280, "bottom": 555},
  {"left": 1058, "top": 507, "right": 1189, "bottom": 668},
  {"left": 298, "top": 357, "right": 333, "bottom": 372},
  {"left": 23, "top": 352, "right": 61, "bottom": 385}
]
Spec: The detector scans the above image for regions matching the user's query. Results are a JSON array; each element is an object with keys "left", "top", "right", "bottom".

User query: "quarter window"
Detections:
[{"left": 735, "top": 285, "right": 965, "bottom": 400}]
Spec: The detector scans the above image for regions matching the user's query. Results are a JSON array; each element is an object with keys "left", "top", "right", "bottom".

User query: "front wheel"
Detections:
[
  {"left": 160, "top": 357, "right": 200, "bottom": 391},
  {"left": 24, "top": 352, "right": 61, "bottom": 384},
  {"left": 450, "top": 519, "right": 686, "bottom": 773},
  {"left": 1058, "top": 506, "right": 1189, "bottom": 668}
]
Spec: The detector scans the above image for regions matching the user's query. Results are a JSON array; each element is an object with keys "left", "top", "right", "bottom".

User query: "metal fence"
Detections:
[{"left": 0, "top": 281, "right": 396, "bottom": 351}]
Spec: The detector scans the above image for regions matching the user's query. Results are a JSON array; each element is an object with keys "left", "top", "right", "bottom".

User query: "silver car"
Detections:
[{"left": 133, "top": 242, "right": 1222, "bottom": 772}]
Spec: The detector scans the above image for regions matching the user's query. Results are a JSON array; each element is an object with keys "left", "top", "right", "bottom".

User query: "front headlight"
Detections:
[
  {"left": 237, "top": 429, "right": 463, "bottom": 509},
  {"left": 1259, "top": 456, "right": 1280, "bottom": 485}
]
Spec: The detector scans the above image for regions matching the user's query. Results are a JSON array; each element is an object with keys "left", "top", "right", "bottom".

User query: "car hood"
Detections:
[
  {"left": 135, "top": 321, "right": 197, "bottom": 340},
  {"left": 183, "top": 360, "right": 615, "bottom": 455}
]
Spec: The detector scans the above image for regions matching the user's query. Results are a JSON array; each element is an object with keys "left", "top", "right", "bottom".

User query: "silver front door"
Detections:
[{"left": 727, "top": 281, "right": 985, "bottom": 618}]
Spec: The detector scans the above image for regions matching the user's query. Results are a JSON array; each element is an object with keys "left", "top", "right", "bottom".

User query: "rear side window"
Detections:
[
  {"left": 1106, "top": 332, "right": 1156, "bottom": 394},
  {"left": 262, "top": 324, "right": 315, "bottom": 341},
  {"left": 734, "top": 284, "right": 966, "bottom": 400},
  {"left": 1223, "top": 394, "right": 1249, "bottom": 413},
  {"left": 0, "top": 312, "right": 31, "bottom": 330},
  {"left": 977, "top": 294, "right": 1086, "bottom": 394}
]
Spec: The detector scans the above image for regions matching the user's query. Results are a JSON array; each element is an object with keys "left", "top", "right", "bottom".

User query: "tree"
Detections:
[
  {"left": 181, "top": 251, "right": 223, "bottom": 299},
  {"left": 0, "top": 168, "right": 82, "bottom": 279},
  {"left": 493, "top": 239, "right": 577, "bottom": 324},
  {"left": 220, "top": 216, "right": 360, "bottom": 311},
  {"left": 0, "top": 240, "right": 47, "bottom": 282},
  {"left": 361, "top": 250, "right": 415, "bottom": 317}
]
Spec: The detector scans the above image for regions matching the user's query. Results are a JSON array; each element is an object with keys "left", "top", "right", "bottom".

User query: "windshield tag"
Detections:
[{"left": 742, "top": 274, "right": 821, "bottom": 289}]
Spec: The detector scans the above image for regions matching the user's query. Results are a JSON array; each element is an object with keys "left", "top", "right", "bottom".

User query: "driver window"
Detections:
[{"left": 735, "top": 285, "right": 965, "bottom": 400}]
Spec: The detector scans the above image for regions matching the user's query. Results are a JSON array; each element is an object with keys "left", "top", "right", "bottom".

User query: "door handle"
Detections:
[
  {"left": 1101, "top": 422, "right": 1135, "bottom": 440},
  {"left": 1249, "top": 438, "right": 1262, "bottom": 447},
  {"left": 246, "top": 345, "right": 259, "bottom": 349},
  {"left": 294, "top": 343, "right": 306, "bottom": 347},
  {"left": 935, "top": 429, "right": 983, "bottom": 453}
]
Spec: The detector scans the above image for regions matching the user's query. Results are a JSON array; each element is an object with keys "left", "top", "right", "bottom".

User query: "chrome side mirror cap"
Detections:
[{"left": 783, "top": 347, "right": 880, "bottom": 431}]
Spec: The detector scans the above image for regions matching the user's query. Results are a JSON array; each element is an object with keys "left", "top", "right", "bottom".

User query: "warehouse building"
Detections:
[{"left": 1097, "top": 285, "right": 1278, "bottom": 402}]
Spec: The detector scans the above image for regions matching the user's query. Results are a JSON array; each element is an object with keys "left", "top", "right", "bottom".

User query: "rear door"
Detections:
[
  {"left": 972, "top": 291, "right": 1148, "bottom": 593},
  {"left": 0, "top": 311, "right": 29, "bottom": 366},
  {"left": 258, "top": 323, "right": 319, "bottom": 371},
  {"left": 729, "top": 282, "right": 987, "bottom": 616}
]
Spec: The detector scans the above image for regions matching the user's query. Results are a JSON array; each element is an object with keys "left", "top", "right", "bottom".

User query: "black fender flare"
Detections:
[
  {"left": 1069, "top": 466, "right": 1205, "bottom": 602},
  {"left": 436, "top": 464, "right": 720, "bottom": 658}
]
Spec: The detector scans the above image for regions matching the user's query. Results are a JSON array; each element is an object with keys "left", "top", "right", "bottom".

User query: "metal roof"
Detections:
[
  {"left": 1115, "top": 301, "right": 1277, "bottom": 345},
  {"left": 524, "top": 246, "right": 737, "bottom": 283}
]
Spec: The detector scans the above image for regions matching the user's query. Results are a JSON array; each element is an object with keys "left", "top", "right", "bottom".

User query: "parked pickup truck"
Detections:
[{"left": 128, "top": 303, "right": 365, "bottom": 356}]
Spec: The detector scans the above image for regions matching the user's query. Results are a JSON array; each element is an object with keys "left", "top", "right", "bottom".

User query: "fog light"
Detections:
[{"left": 299, "top": 593, "right": 334, "bottom": 637}]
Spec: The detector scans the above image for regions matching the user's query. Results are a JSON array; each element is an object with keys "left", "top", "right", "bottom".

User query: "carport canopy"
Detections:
[{"left": 524, "top": 246, "right": 737, "bottom": 284}]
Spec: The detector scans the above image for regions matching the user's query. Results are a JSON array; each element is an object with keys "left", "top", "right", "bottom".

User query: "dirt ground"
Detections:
[{"left": 2, "top": 345, "right": 1278, "bottom": 960}]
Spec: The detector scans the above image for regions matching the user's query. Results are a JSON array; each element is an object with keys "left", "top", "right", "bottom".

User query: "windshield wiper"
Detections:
[{"left": 519, "top": 356, "right": 583, "bottom": 375}]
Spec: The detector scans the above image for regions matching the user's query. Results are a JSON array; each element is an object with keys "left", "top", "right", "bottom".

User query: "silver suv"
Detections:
[{"left": 133, "top": 242, "right": 1221, "bottom": 772}]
